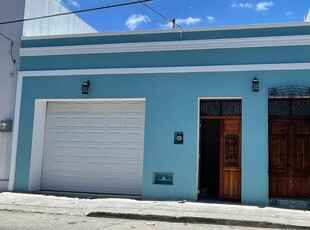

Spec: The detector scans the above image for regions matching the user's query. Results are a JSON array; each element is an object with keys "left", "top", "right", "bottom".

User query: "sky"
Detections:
[{"left": 62, "top": 0, "right": 310, "bottom": 32}]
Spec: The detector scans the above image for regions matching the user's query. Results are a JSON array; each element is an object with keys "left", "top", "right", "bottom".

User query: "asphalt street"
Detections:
[
  {"left": 0, "top": 210, "right": 269, "bottom": 230},
  {"left": 0, "top": 192, "right": 309, "bottom": 229}
]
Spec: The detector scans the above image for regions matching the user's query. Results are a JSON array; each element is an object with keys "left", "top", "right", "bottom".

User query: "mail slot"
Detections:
[{"left": 154, "top": 172, "right": 173, "bottom": 185}]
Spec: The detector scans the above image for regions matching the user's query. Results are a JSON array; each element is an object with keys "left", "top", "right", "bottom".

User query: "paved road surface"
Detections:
[{"left": 0, "top": 211, "right": 267, "bottom": 230}]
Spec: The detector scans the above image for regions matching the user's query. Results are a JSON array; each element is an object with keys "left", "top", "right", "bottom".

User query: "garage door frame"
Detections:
[{"left": 28, "top": 98, "right": 146, "bottom": 194}]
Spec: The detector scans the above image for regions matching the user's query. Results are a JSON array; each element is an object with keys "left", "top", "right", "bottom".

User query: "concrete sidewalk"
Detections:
[{"left": 0, "top": 192, "right": 309, "bottom": 229}]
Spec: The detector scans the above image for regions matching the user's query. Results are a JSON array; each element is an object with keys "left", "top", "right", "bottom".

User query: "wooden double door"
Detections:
[
  {"left": 200, "top": 118, "right": 241, "bottom": 202},
  {"left": 269, "top": 117, "right": 310, "bottom": 199}
]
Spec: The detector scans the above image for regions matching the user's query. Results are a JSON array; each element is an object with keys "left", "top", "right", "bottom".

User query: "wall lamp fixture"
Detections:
[
  {"left": 252, "top": 77, "right": 259, "bottom": 92},
  {"left": 82, "top": 80, "right": 90, "bottom": 94}
]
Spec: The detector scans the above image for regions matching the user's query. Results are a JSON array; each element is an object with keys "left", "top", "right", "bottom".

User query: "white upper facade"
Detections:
[
  {"left": 0, "top": 0, "right": 96, "bottom": 192},
  {"left": 23, "top": 0, "right": 97, "bottom": 36},
  {"left": 304, "top": 9, "right": 310, "bottom": 22}
]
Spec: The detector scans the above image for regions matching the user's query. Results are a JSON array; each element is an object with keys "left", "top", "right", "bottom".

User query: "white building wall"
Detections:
[
  {"left": 23, "top": 0, "right": 97, "bottom": 36},
  {"left": 305, "top": 9, "right": 310, "bottom": 22},
  {"left": 0, "top": 0, "right": 96, "bottom": 191},
  {"left": 0, "top": 0, "right": 25, "bottom": 191}
]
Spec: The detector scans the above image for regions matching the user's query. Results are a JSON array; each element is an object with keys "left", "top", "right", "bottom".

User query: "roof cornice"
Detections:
[
  {"left": 20, "top": 34, "right": 310, "bottom": 57},
  {"left": 21, "top": 22, "right": 310, "bottom": 40}
]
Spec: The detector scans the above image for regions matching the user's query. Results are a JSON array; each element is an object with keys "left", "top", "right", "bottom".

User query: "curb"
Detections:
[{"left": 86, "top": 212, "right": 310, "bottom": 229}]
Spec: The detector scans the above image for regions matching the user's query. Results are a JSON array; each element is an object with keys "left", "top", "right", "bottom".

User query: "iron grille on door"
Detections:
[
  {"left": 200, "top": 100, "right": 241, "bottom": 116},
  {"left": 269, "top": 99, "right": 310, "bottom": 116}
]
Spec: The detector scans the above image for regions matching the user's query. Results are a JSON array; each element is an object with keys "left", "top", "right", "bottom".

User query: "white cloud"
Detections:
[
  {"left": 230, "top": 3, "right": 253, "bottom": 9},
  {"left": 255, "top": 1, "right": 274, "bottom": 12},
  {"left": 231, "top": 1, "right": 274, "bottom": 12},
  {"left": 125, "top": 14, "right": 150, "bottom": 30},
  {"left": 159, "top": 22, "right": 172, "bottom": 29},
  {"left": 67, "top": 0, "right": 80, "bottom": 8},
  {"left": 286, "top": 11, "right": 292, "bottom": 16},
  {"left": 207, "top": 16, "right": 216, "bottom": 23},
  {"left": 159, "top": 17, "right": 202, "bottom": 29},
  {"left": 176, "top": 17, "right": 202, "bottom": 26}
]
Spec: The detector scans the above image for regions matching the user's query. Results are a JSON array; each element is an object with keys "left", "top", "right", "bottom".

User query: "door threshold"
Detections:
[
  {"left": 270, "top": 198, "right": 310, "bottom": 210},
  {"left": 197, "top": 198, "right": 241, "bottom": 205}
]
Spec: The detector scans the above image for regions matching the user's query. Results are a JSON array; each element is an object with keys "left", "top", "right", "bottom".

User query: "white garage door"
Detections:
[{"left": 41, "top": 101, "right": 145, "bottom": 195}]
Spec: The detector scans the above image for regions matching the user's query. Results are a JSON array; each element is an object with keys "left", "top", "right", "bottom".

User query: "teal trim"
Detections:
[
  {"left": 20, "top": 46, "right": 310, "bottom": 71},
  {"left": 21, "top": 24, "right": 310, "bottom": 48},
  {"left": 14, "top": 71, "right": 310, "bottom": 203},
  {"left": 14, "top": 81, "right": 36, "bottom": 191}
]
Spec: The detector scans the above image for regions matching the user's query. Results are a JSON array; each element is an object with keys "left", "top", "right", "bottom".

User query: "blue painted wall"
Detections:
[
  {"left": 15, "top": 24, "right": 310, "bottom": 204},
  {"left": 20, "top": 46, "right": 310, "bottom": 71},
  {"left": 14, "top": 71, "right": 310, "bottom": 204}
]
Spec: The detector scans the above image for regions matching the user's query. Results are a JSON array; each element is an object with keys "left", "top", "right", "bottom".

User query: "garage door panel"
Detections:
[
  {"left": 47, "top": 102, "right": 72, "bottom": 114},
  {"left": 70, "top": 131, "right": 87, "bottom": 143},
  {"left": 51, "top": 177, "right": 85, "bottom": 190},
  {"left": 124, "top": 117, "right": 143, "bottom": 128},
  {"left": 106, "top": 131, "right": 122, "bottom": 143},
  {"left": 125, "top": 102, "right": 145, "bottom": 114},
  {"left": 88, "top": 131, "right": 104, "bottom": 143},
  {"left": 42, "top": 161, "right": 68, "bottom": 173},
  {"left": 44, "top": 130, "right": 69, "bottom": 143},
  {"left": 89, "top": 117, "right": 105, "bottom": 128},
  {"left": 122, "top": 163, "right": 141, "bottom": 174},
  {"left": 85, "top": 147, "right": 105, "bottom": 158},
  {"left": 72, "top": 102, "right": 89, "bottom": 113},
  {"left": 41, "top": 175, "right": 67, "bottom": 190},
  {"left": 45, "top": 116, "right": 71, "bottom": 128},
  {"left": 124, "top": 132, "right": 142, "bottom": 143},
  {"left": 45, "top": 146, "right": 87, "bottom": 158},
  {"left": 123, "top": 148, "right": 141, "bottom": 159},
  {"left": 69, "top": 146, "right": 88, "bottom": 157},
  {"left": 120, "top": 178, "right": 140, "bottom": 189},
  {"left": 103, "top": 146, "right": 121, "bottom": 158},
  {"left": 107, "top": 102, "right": 125, "bottom": 113},
  {"left": 71, "top": 117, "right": 89, "bottom": 127},
  {"left": 106, "top": 116, "right": 123, "bottom": 128},
  {"left": 43, "top": 145, "right": 69, "bottom": 157},
  {"left": 89, "top": 102, "right": 107, "bottom": 114},
  {"left": 41, "top": 101, "right": 145, "bottom": 195}
]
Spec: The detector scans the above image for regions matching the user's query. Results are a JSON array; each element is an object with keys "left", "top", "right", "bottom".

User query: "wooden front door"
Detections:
[
  {"left": 199, "top": 100, "right": 242, "bottom": 202},
  {"left": 269, "top": 118, "right": 310, "bottom": 199},
  {"left": 219, "top": 118, "right": 241, "bottom": 202}
]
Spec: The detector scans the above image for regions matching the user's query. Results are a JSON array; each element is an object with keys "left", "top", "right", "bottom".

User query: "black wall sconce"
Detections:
[
  {"left": 82, "top": 80, "right": 90, "bottom": 94},
  {"left": 252, "top": 77, "right": 259, "bottom": 92}
]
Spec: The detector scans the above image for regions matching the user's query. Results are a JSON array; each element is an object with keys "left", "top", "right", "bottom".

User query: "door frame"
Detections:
[{"left": 197, "top": 98, "right": 242, "bottom": 201}]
